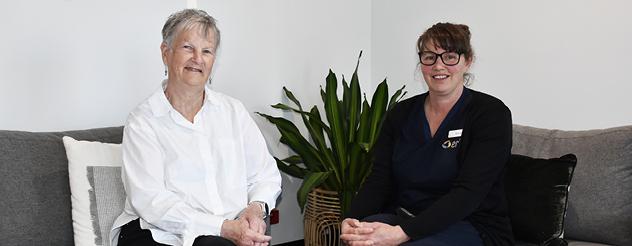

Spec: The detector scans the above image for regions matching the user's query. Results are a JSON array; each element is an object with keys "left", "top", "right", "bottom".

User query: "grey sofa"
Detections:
[
  {"left": 512, "top": 125, "right": 632, "bottom": 246},
  {"left": 1, "top": 125, "right": 630, "bottom": 245},
  {"left": 1, "top": 127, "right": 123, "bottom": 245}
]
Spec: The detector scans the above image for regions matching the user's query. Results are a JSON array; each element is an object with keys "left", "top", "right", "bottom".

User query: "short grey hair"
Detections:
[{"left": 162, "top": 9, "right": 220, "bottom": 50}]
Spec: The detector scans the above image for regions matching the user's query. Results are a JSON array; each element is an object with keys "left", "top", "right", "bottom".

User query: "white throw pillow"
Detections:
[{"left": 63, "top": 136, "right": 122, "bottom": 246}]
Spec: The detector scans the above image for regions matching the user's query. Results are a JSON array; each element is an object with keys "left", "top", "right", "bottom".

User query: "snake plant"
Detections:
[{"left": 257, "top": 52, "right": 406, "bottom": 214}]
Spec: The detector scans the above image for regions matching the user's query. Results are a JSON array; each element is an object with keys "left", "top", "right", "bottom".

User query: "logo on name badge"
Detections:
[{"left": 448, "top": 129, "right": 463, "bottom": 138}]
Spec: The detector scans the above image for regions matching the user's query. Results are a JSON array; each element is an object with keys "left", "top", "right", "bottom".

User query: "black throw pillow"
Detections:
[{"left": 504, "top": 154, "right": 577, "bottom": 245}]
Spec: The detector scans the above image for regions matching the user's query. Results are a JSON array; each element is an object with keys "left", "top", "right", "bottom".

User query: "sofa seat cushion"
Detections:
[
  {"left": 512, "top": 125, "right": 632, "bottom": 246},
  {"left": 0, "top": 127, "right": 123, "bottom": 245},
  {"left": 566, "top": 240, "right": 615, "bottom": 246},
  {"left": 517, "top": 240, "right": 614, "bottom": 246}
]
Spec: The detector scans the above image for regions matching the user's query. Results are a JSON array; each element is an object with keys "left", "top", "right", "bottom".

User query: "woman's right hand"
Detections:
[
  {"left": 340, "top": 218, "right": 374, "bottom": 245},
  {"left": 220, "top": 219, "right": 271, "bottom": 246}
]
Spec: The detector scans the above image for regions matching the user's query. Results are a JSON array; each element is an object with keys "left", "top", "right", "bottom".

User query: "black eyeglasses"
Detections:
[{"left": 418, "top": 51, "right": 461, "bottom": 66}]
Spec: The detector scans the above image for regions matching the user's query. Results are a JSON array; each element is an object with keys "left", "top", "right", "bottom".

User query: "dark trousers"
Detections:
[
  {"left": 363, "top": 213, "right": 483, "bottom": 246},
  {"left": 118, "top": 219, "right": 236, "bottom": 246}
]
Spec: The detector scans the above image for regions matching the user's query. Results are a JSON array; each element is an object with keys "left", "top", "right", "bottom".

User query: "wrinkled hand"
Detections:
[
  {"left": 340, "top": 218, "right": 373, "bottom": 245},
  {"left": 341, "top": 220, "right": 409, "bottom": 246},
  {"left": 239, "top": 203, "right": 267, "bottom": 235},
  {"left": 220, "top": 218, "right": 270, "bottom": 246}
]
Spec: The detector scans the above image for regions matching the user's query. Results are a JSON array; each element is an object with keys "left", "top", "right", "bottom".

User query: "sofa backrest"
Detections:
[
  {"left": 0, "top": 127, "right": 123, "bottom": 245},
  {"left": 3, "top": 124, "right": 629, "bottom": 244},
  {"left": 512, "top": 124, "right": 632, "bottom": 245}
]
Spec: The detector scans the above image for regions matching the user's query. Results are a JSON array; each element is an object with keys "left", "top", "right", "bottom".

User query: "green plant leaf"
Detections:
[
  {"left": 307, "top": 106, "right": 328, "bottom": 140},
  {"left": 282, "top": 86, "right": 337, "bottom": 188},
  {"left": 339, "top": 189, "right": 357, "bottom": 217},
  {"left": 345, "top": 53, "right": 363, "bottom": 187},
  {"left": 257, "top": 113, "right": 324, "bottom": 172},
  {"left": 358, "top": 142, "right": 370, "bottom": 152},
  {"left": 368, "top": 79, "right": 389, "bottom": 146},
  {"left": 346, "top": 142, "right": 362, "bottom": 187},
  {"left": 352, "top": 95, "right": 373, "bottom": 195},
  {"left": 301, "top": 107, "right": 339, "bottom": 188},
  {"left": 304, "top": 107, "right": 333, "bottom": 160},
  {"left": 282, "top": 155, "right": 303, "bottom": 164},
  {"left": 356, "top": 98, "right": 371, "bottom": 143},
  {"left": 271, "top": 103, "right": 297, "bottom": 111},
  {"left": 282, "top": 86, "right": 302, "bottom": 108},
  {"left": 342, "top": 76, "right": 350, "bottom": 104},
  {"left": 324, "top": 70, "right": 346, "bottom": 186},
  {"left": 274, "top": 157, "right": 306, "bottom": 179},
  {"left": 297, "top": 171, "right": 330, "bottom": 212},
  {"left": 348, "top": 56, "right": 361, "bottom": 143},
  {"left": 341, "top": 77, "right": 350, "bottom": 142},
  {"left": 303, "top": 106, "right": 338, "bottom": 189},
  {"left": 387, "top": 85, "right": 407, "bottom": 111},
  {"left": 320, "top": 86, "right": 326, "bottom": 104},
  {"left": 271, "top": 102, "right": 331, "bottom": 132}
]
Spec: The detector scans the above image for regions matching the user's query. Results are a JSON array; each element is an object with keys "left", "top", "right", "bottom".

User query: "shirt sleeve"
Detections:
[
  {"left": 237, "top": 104, "right": 282, "bottom": 209},
  {"left": 122, "top": 113, "right": 226, "bottom": 243},
  {"left": 399, "top": 101, "right": 513, "bottom": 240}
]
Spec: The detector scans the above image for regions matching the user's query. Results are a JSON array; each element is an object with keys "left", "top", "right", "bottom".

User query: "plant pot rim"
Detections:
[{"left": 312, "top": 187, "right": 339, "bottom": 196}]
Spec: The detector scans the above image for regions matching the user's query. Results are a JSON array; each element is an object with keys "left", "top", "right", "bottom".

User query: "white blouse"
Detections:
[{"left": 111, "top": 82, "right": 282, "bottom": 246}]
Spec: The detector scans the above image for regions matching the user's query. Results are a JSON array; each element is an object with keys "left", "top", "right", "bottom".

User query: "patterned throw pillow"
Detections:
[{"left": 63, "top": 136, "right": 123, "bottom": 246}]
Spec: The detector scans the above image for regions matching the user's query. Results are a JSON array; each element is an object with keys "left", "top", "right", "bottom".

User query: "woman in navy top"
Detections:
[{"left": 341, "top": 23, "right": 514, "bottom": 246}]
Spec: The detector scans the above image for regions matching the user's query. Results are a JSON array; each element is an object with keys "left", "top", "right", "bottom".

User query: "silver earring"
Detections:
[{"left": 164, "top": 66, "right": 168, "bottom": 76}]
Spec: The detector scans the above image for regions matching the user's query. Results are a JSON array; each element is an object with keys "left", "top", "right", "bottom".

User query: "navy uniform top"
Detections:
[
  {"left": 346, "top": 87, "right": 514, "bottom": 246},
  {"left": 393, "top": 88, "right": 469, "bottom": 215}
]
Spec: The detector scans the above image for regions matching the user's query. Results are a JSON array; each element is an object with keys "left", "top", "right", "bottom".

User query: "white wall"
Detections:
[
  {"left": 0, "top": 0, "right": 371, "bottom": 244},
  {"left": 372, "top": 0, "right": 632, "bottom": 130},
  {"left": 0, "top": 0, "right": 181, "bottom": 131}
]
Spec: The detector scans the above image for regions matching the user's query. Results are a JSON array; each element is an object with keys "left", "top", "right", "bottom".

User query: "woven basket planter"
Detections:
[{"left": 304, "top": 188, "right": 342, "bottom": 246}]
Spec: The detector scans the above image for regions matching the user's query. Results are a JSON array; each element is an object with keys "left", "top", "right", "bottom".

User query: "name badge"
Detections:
[{"left": 448, "top": 129, "right": 463, "bottom": 138}]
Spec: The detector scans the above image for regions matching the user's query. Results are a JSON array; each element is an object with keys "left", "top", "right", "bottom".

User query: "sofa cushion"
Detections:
[
  {"left": 566, "top": 240, "right": 615, "bottom": 246},
  {"left": 515, "top": 238, "right": 567, "bottom": 246},
  {"left": 517, "top": 240, "right": 612, "bottom": 246},
  {"left": 63, "top": 136, "right": 122, "bottom": 246},
  {"left": 512, "top": 125, "right": 632, "bottom": 246},
  {"left": 505, "top": 154, "right": 576, "bottom": 245},
  {"left": 0, "top": 127, "right": 123, "bottom": 245}
]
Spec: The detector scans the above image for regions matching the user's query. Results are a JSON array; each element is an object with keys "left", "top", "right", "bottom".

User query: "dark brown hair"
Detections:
[{"left": 417, "top": 22, "right": 474, "bottom": 61}]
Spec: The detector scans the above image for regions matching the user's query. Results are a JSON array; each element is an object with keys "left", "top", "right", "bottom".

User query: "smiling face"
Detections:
[
  {"left": 420, "top": 40, "right": 471, "bottom": 97},
  {"left": 161, "top": 24, "right": 217, "bottom": 89}
]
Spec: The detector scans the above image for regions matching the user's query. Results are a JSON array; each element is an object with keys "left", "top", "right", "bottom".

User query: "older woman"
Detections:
[
  {"left": 111, "top": 9, "right": 282, "bottom": 246},
  {"left": 340, "top": 23, "right": 514, "bottom": 246}
]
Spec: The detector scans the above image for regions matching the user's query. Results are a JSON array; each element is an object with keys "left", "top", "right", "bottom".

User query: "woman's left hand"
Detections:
[
  {"left": 238, "top": 203, "right": 267, "bottom": 241},
  {"left": 344, "top": 222, "right": 410, "bottom": 246}
]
